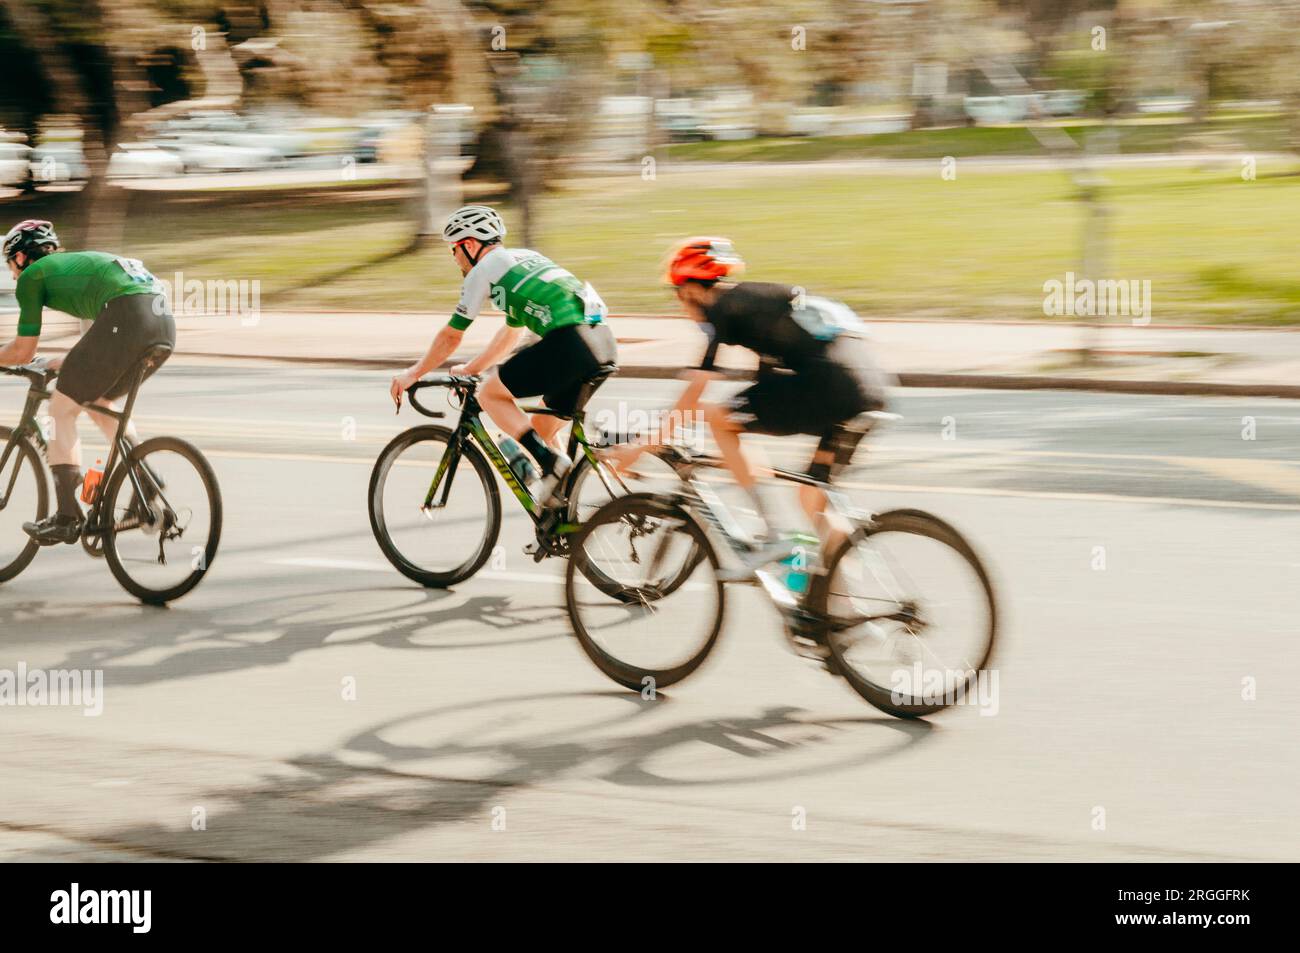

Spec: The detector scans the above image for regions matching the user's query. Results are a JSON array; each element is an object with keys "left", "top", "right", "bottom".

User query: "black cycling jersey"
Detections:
[
  {"left": 695, "top": 281, "right": 890, "bottom": 477},
  {"left": 698, "top": 281, "right": 833, "bottom": 372}
]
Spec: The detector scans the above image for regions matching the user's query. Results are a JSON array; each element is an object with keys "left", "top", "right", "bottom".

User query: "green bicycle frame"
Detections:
[{"left": 420, "top": 401, "right": 614, "bottom": 537}]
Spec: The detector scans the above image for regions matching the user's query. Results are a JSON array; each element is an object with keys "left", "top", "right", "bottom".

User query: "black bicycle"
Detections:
[
  {"left": 0, "top": 350, "right": 222, "bottom": 605},
  {"left": 369, "top": 373, "right": 693, "bottom": 596}
]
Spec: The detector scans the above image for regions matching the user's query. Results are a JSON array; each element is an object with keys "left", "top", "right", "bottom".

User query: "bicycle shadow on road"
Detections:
[
  {"left": 3, "top": 584, "right": 570, "bottom": 687},
  {"left": 17, "top": 690, "right": 932, "bottom": 861}
]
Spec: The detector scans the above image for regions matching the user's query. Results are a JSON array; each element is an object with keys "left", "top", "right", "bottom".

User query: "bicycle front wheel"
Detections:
[
  {"left": 809, "top": 509, "right": 997, "bottom": 719},
  {"left": 0, "top": 425, "right": 49, "bottom": 584},
  {"left": 566, "top": 493, "right": 724, "bottom": 692},
  {"left": 369, "top": 425, "right": 501, "bottom": 587},
  {"left": 102, "top": 436, "right": 222, "bottom": 605},
  {"left": 566, "top": 449, "right": 700, "bottom": 602}
]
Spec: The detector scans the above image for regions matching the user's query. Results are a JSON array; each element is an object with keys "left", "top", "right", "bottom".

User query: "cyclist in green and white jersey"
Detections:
[{"left": 390, "top": 205, "right": 617, "bottom": 504}]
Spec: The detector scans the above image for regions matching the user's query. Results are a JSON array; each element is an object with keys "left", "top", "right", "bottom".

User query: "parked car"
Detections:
[
  {"left": 1041, "top": 89, "right": 1087, "bottom": 117},
  {"left": 0, "top": 141, "right": 32, "bottom": 188},
  {"left": 1135, "top": 96, "right": 1194, "bottom": 114},
  {"left": 963, "top": 94, "right": 1045, "bottom": 124},
  {"left": 656, "top": 99, "right": 708, "bottom": 142},
  {"left": 108, "top": 143, "right": 186, "bottom": 178},
  {"left": 152, "top": 134, "right": 287, "bottom": 173},
  {"left": 30, "top": 142, "right": 89, "bottom": 183}
]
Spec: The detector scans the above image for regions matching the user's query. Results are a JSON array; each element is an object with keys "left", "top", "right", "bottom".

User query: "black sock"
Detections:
[
  {"left": 51, "top": 464, "right": 84, "bottom": 519},
  {"left": 519, "top": 429, "right": 557, "bottom": 475}
]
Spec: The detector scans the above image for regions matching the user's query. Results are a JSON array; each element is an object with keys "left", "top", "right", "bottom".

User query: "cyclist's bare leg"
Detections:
[
  {"left": 531, "top": 413, "right": 565, "bottom": 450},
  {"left": 480, "top": 380, "right": 564, "bottom": 449},
  {"left": 47, "top": 390, "right": 84, "bottom": 467},
  {"left": 478, "top": 372, "right": 532, "bottom": 439},
  {"left": 701, "top": 402, "right": 757, "bottom": 491},
  {"left": 480, "top": 372, "right": 570, "bottom": 500},
  {"left": 84, "top": 397, "right": 140, "bottom": 448},
  {"left": 798, "top": 464, "right": 828, "bottom": 528},
  {"left": 799, "top": 448, "right": 851, "bottom": 553}
]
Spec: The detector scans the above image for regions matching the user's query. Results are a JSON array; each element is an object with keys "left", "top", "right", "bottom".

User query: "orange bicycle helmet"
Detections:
[{"left": 662, "top": 236, "right": 745, "bottom": 286}]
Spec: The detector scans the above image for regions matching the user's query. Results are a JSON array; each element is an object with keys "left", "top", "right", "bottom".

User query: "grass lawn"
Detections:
[
  {"left": 114, "top": 158, "right": 1300, "bottom": 323},
  {"left": 663, "top": 114, "right": 1294, "bottom": 163}
]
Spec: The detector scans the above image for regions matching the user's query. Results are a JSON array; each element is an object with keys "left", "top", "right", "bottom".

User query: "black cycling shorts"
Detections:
[
  {"left": 497, "top": 321, "right": 618, "bottom": 415},
  {"left": 56, "top": 294, "right": 176, "bottom": 405},
  {"left": 725, "top": 334, "right": 888, "bottom": 476}
]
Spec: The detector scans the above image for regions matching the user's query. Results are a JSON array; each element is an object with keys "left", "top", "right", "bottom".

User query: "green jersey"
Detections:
[
  {"left": 15, "top": 251, "right": 159, "bottom": 337},
  {"left": 448, "top": 246, "right": 605, "bottom": 337}
]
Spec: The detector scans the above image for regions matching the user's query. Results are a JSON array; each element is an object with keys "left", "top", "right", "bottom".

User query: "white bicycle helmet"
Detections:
[{"left": 442, "top": 205, "right": 507, "bottom": 244}]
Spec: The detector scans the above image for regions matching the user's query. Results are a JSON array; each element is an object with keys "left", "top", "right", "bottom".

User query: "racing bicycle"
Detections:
[
  {"left": 369, "top": 372, "right": 692, "bottom": 597},
  {"left": 564, "top": 411, "right": 998, "bottom": 718},
  {"left": 0, "top": 350, "right": 222, "bottom": 605}
]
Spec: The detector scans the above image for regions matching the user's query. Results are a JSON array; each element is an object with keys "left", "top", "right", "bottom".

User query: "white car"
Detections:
[
  {"left": 964, "top": 94, "right": 1044, "bottom": 124},
  {"left": 152, "top": 135, "right": 287, "bottom": 173},
  {"left": 30, "top": 143, "right": 89, "bottom": 182},
  {"left": 109, "top": 143, "right": 185, "bottom": 178},
  {"left": 0, "top": 141, "right": 31, "bottom": 187}
]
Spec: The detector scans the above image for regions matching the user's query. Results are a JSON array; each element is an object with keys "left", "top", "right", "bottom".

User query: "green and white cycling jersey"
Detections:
[{"left": 447, "top": 246, "right": 606, "bottom": 337}]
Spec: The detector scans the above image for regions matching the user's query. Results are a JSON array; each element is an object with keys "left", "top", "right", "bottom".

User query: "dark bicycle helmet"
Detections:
[{"left": 3, "top": 219, "right": 60, "bottom": 262}]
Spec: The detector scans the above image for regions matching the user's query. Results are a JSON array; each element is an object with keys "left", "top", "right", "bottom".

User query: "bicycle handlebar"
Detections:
[
  {"left": 404, "top": 373, "right": 481, "bottom": 419},
  {"left": 0, "top": 362, "right": 56, "bottom": 386}
]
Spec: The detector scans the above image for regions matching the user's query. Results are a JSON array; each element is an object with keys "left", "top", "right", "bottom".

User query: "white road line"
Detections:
[
  {"left": 202, "top": 448, "right": 1300, "bottom": 512},
  {"left": 129, "top": 417, "right": 1300, "bottom": 470}
]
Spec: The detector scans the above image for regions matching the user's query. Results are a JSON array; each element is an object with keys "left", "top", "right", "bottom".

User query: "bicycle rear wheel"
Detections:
[
  {"left": 566, "top": 493, "right": 724, "bottom": 691},
  {"left": 0, "top": 426, "right": 48, "bottom": 584},
  {"left": 808, "top": 509, "right": 997, "bottom": 718},
  {"left": 369, "top": 425, "right": 501, "bottom": 587},
  {"left": 102, "top": 436, "right": 222, "bottom": 605}
]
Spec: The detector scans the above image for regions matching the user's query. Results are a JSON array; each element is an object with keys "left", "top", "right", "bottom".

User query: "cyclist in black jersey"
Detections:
[{"left": 607, "top": 237, "right": 889, "bottom": 570}]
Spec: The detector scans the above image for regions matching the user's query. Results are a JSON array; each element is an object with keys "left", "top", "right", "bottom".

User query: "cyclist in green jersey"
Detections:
[
  {"left": 390, "top": 205, "right": 617, "bottom": 504},
  {"left": 1, "top": 220, "right": 175, "bottom": 544}
]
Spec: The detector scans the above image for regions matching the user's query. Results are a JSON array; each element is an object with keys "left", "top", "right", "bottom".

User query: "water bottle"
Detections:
[
  {"left": 498, "top": 435, "right": 539, "bottom": 487},
  {"left": 81, "top": 459, "right": 105, "bottom": 505},
  {"left": 780, "top": 532, "right": 820, "bottom": 595}
]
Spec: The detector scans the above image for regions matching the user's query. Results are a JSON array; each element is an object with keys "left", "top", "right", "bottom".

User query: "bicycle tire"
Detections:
[
  {"left": 809, "top": 508, "right": 997, "bottom": 719},
  {"left": 103, "top": 436, "right": 222, "bottom": 605},
  {"left": 0, "top": 425, "right": 48, "bottom": 584},
  {"left": 369, "top": 425, "right": 501, "bottom": 587},
  {"left": 564, "top": 452, "right": 693, "bottom": 601},
  {"left": 565, "top": 492, "right": 724, "bottom": 691}
]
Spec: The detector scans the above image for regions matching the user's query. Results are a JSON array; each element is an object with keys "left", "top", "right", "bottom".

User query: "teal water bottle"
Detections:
[
  {"left": 499, "top": 435, "right": 539, "bottom": 486},
  {"left": 780, "top": 533, "right": 820, "bottom": 594}
]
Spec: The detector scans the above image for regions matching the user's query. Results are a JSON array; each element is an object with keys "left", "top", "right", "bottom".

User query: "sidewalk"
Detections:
[{"left": 7, "top": 308, "right": 1300, "bottom": 398}]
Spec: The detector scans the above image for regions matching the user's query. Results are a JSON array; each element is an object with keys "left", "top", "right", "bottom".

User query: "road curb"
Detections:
[
  {"left": 135, "top": 350, "right": 1300, "bottom": 398},
  {"left": 894, "top": 373, "right": 1300, "bottom": 399}
]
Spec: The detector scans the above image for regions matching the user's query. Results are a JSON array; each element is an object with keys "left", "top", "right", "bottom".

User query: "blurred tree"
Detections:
[{"left": 0, "top": 0, "right": 135, "bottom": 245}]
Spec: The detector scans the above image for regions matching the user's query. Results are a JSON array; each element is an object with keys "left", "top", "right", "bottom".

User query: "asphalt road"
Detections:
[{"left": 2, "top": 366, "right": 1298, "bottom": 861}]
